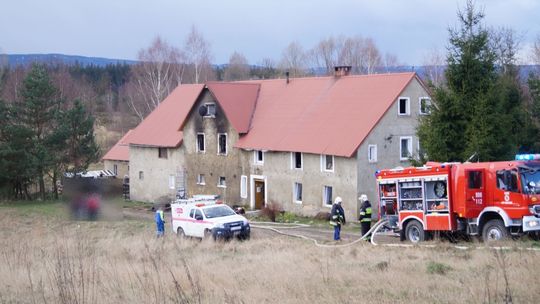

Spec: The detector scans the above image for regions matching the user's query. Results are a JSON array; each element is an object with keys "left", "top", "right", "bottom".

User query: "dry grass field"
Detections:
[{"left": 0, "top": 201, "right": 538, "bottom": 304}]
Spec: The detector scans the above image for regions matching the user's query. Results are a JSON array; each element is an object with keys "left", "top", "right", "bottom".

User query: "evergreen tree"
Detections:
[{"left": 418, "top": 1, "right": 528, "bottom": 162}]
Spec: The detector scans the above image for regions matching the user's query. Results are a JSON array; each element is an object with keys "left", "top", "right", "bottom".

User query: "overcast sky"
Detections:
[{"left": 1, "top": 0, "right": 539, "bottom": 65}]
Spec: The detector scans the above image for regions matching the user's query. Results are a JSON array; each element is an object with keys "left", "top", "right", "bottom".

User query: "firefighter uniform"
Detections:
[
  {"left": 330, "top": 197, "right": 346, "bottom": 241},
  {"left": 359, "top": 198, "right": 372, "bottom": 238}
]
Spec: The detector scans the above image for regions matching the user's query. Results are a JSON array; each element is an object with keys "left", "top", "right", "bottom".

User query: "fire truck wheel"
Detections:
[
  {"left": 405, "top": 221, "right": 425, "bottom": 243},
  {"left": 482, "top": 219, "right": 509, "bottom": 242}
]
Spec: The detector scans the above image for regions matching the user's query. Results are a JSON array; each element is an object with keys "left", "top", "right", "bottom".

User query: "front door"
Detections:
[
  {"left": 465, "top": 169, "right": 485, "bottom": 217},
  {"left": 254, "top": 180, "right": 265, "bottom": 209}
]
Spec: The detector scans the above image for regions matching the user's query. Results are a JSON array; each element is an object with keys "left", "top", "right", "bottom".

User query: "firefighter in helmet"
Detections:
[
  {"left": 330, "top": 197, "right": 346, "bottom": 241},
  {"left": 358, "top": 194, "right": 372, "bottom": 239}
]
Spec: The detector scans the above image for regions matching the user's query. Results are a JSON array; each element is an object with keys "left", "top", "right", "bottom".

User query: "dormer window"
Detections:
[{"left": 204, "top": 103, "right": 216, "bottom": 117}]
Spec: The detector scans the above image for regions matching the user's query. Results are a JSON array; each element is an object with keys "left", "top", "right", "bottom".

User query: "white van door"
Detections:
[{"left": 193, "top": 209, "right": 205, "bottom": 237}]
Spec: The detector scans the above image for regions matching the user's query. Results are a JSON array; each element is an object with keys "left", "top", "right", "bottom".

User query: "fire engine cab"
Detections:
[
  {"left": 171, "top": 197, "right": 250, "bottom": 240},
  {"left": 375, "top": 155, "right": 540, "bottom": 243}
]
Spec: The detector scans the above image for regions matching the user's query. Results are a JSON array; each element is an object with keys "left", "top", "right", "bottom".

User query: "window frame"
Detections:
[
  {"left": 419, "top": 97, "right": 432, "bottom": 115},
  {"left": 254, "top": 150, "right": 264, "bottom": 165},
  {"left": 368, "top": 144, "right": 377, "bottom": 163},
  {"left": 321, "top": 154, "right": 334, "bottom": 172},
  {"left": 158, "top": 147, "right": 168, "bottom": 159},
  {"left": 323, "top": 185, "right": 333, "bottom": 207},
  {"left": 204, "top": 103, "right": 216, "bottom": 117},
  {"left": 398, "top": 97, "right": 410, "bottom": 116},
  {"left": 218, "top": 176, "right": 226, "bottom": 188},
  {"left": 169, "top": 175, "right": 175, "bottom": 190},
  {"left": 291, "top": 152, "right": 303, "bottom": 170},
  {"left": 240, "top": 175, "right": 248, "bottom": 198},
  {"left": 217, "top": 133, "right": 227, "bottom": 155},
  {"left": 197, "top": 174, "right": 206, "bottom": 185},
  {"left": 293, "top": 182, "right": 303, "bottom": 204},
  {"left": 113, "top": 164, "right": 118, "bottom": 175},
  {"left": 196, "top": 133, "right": 205, "bottom": 153},
  {"left": 400, "top": 136, "right": 413, "bottom": 161}
]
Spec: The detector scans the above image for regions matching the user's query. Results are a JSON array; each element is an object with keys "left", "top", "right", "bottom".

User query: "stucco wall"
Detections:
[
  {"left": 182, "top": 90, "right": 247, "bottom": 204},
  {"left": 129, "top": 145, "right": 185, "bottom": 203},
  {"left": 103, "top": 160, "right": 129, "bottom": 179},
  {"left": 356, "top": 78, "right": 429, "bottom": 216},
  {"left": 244, "top": 151, "right": 358, "bottom": 220}
]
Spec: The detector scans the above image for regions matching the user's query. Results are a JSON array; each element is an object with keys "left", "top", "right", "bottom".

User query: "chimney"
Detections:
[
  {"left": 285, "top": 71, "right": 290, "bottom": 84},
  {"left": 334, "top": 66, "right": 352, "bottom": 77}
]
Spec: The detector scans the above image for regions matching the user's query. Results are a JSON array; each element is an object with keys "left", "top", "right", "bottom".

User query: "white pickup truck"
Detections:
[{"left": 171, "top": 199, "right": 250, "bottom": 240}]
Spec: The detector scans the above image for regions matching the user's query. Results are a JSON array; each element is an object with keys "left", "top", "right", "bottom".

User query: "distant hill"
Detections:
[{"left": 6, "top": 53, "right": 137, "bottom": 67}]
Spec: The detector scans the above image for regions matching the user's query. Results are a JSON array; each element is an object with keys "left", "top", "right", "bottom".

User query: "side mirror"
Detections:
[{"left": 195, "top": 214, "right": 203, "bottom": 221}]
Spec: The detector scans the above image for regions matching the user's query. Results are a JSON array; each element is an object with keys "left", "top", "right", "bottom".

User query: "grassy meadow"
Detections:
[{"left": 0, "top": 200, "right": 538, "bottom": 303}]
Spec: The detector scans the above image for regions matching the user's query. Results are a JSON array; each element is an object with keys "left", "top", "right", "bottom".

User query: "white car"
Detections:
[{"left": 171, "top": 201, "right": 250, "bottom": 240}]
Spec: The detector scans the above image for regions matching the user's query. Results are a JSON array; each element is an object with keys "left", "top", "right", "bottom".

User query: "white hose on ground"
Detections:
[{"left": 251, "top": 219, "right": 388, "bottom": 248}]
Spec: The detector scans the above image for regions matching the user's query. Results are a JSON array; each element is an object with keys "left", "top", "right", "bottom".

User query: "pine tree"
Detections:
[{"left": 418, "top": 0, "right": 528, "bottom": 162}]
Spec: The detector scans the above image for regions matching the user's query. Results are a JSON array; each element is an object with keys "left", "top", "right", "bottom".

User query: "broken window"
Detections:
[
  {"left": 218, "top": 133, "right": 227, "bottom": 155},
  {"left": 197, "top": 133, "right": 205, "bottom": 152}
]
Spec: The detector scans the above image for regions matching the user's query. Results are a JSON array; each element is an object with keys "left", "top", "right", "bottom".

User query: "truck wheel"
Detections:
[
  {"left": 405, "top": 221, "right": 425, "bottom": 244},
  {"left": 482, "top": 219, "right": 508, "bottom": 242},
  {"left": 177, "top": 227, "right": 186, "bottom": 238}
]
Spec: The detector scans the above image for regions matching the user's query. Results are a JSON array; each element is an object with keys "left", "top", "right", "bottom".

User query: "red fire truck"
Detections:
[{"left": 375, "top": 155, "right": 540, "bottom": 243}]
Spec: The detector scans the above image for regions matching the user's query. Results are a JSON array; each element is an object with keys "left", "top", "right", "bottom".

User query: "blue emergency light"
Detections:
[{"left": 515, "top": 154, "right": 540, "bottom": 161}]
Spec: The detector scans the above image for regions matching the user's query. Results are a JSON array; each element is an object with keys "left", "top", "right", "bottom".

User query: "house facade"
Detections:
[
  {"left": 125, "top": 70, "right": 430, "bottom": 220},
  {"left": 102, "top": 130, "right": 132, "bottom": 179}
]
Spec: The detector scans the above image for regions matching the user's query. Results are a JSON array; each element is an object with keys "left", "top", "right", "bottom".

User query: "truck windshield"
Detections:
[
  {"left": 519, "top": 166, "right": 540, "bottom": 195},
  {"left": 203, "top": 205, "right": 236, "bottom": 218}
]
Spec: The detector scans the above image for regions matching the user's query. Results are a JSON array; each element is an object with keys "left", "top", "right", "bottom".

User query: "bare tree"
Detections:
[
  {"left": 0, "top": 65, "right": 26, "bottom": 103},
  {"left": 223, "top": 51, "right": 250, "bottom": 81},
  {"left": 533, "top": 34, "right": 540, "bottom": 66},
  {"left": 490, "top": 27, "right": 522, "bottom": 75},
  {"left": 382, "top": 53, "right": 400, "bottom": 73},
  {"left": 184, "top": 25, "right": 212, "bottom": 84},
  {"left": 0, "top": 49, "right": 7, "bottom": 91},
  {"left": 339, "top": 36, "right": 364, "bottom": 73},
  {"left": 125, "top": 36, "right": 184, "bottom": 121},
  {"left": 252, "top": 57, "right": 279, "bottom": 79},
  {"left": 422, "top": 47, "right": 446, "bottom": 87},
  {"left": 280, "top": 41, "right": 308, "bottom": 77},
  {"left": 310, "top": 36, "right": 345, "bottom": 75},
  {"left": 362, "top": 38, "right": 382, "bottom": 74}
]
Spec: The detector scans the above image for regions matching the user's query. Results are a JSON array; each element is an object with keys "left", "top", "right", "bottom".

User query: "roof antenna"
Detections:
[
  {"left": 285, "top": 71, "right": 289, "bottom": 84},
  {"left": 465, "top": 152, "right": 478, "bottom": 163}
]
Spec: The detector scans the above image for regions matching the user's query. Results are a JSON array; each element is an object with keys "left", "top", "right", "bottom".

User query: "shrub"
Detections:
[{"left": 261, "top": 201, "right": 282, "bottom": 222}]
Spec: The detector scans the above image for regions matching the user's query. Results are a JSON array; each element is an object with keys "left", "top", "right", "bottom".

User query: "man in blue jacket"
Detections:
[
  {"left": 155, "top": 206, "right": 165, "bottom": 238},
  {"left": 330, "top": 197, "right": 346, "bottom": 241}
]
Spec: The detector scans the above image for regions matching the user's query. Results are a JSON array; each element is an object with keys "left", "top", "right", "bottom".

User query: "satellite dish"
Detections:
[{"left": 198, "top": 105, "right": 207, "bottom": 116}]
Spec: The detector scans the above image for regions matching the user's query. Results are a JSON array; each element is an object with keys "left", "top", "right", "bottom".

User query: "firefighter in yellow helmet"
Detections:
[
  {"left": 330, "top": 197, "right": 346, "bottom": 241},
  {"left": 358, "top": 194, "right": 372, "bottom": 239}
]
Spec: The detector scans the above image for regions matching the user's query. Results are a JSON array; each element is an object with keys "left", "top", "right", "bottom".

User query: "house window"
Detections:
[
  {"left": 241, "top": 175, "right": 248, "bottom": 198},
  {"left": 158, "top": 147, "right": 168, "bottom": 159},
  {"left": 400, "top": 136, "right": 413, "bottom": 160},
  {"left": 254, "top": 150, "right": 264, "bottom": 165},
  {"left": 218, "top": 133, "right": 227, "bottom": 155},
  {"left": 204, "top": 103, "right": 216, "bottom": 117},
  {"left": 294, "top": 182, "right": 303, "bottom": 203},
  {"left": 419, "top": 97, "right": 432, "bottom": 115},
  {"left": 139, "top": 171, "right": 144, "bottom": 180},
  {"left": 169, "top": 175, "right": 175, "bottom": 190},
  {"left": 323, "top": 186, "right": 333, "bottom": 206},
  {"left": 398, "top": 97, "right": 410, "bottom": 116},
  {"left": 368, "top": 145, "right": 377, "bottom": 163},
  {"left": 218, "top": 176, "right": 226, "bottom": 188},
  {"left": 292, "top": 152, "right": 302, "bottom": 169},
  {"left": 321, "top": 154, "right": 334, "bottom": 172},
  {"left": 197, "top": 174, "right": 205, "bottom": 185},
  {"left": 113, "top": 164, "right": 118, "bottom": 175},
  {"left": 197, "top": 133, "right": 205, "bottom": 152}
]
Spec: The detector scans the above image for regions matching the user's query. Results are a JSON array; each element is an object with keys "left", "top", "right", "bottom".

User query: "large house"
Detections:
[{"left": 123, "top": 68, "right": 431, "bottom": 220}]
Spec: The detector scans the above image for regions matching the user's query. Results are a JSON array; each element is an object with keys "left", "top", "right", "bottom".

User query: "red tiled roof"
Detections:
[
  {"left": 102, "top": 130, "right": 132, "bottom": 161},
  {"left": 126, "top": 84, "right": 204, "bottom": 147},
  {"left": 235, "top": 73, "right": 417, "bottom": 157},
  {"left": 206, "top": 82, "right": 260, "bottom": 133}
]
